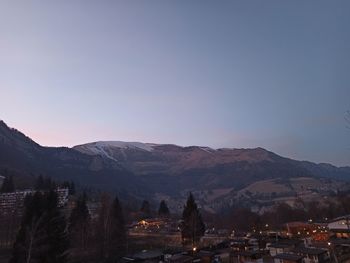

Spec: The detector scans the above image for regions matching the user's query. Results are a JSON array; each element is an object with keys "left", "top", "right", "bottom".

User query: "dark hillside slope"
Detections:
[{"left": 0, "top": 121, "right": 148, "bottom": 195}]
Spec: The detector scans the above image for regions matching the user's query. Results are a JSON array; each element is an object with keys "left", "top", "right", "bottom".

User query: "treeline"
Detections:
[
  {"left": 137, "top": 199, "right": 170, "bottom": 219},
  {"left": 10, "top": 191, "right": 68, "bottom": 263},
  {"left": 35, "top": 175, "right": 76, "bottom": 195},
  {"left": 68, "top": 193, "right": 127, "bottom": 262},
  {"left": 0, "top": 174, "right": 76, "bottom": 194},
  {"left": 0, "top": 174, "right": 127, "bottom": 262},
  {"left": 7, "top": 190, "right": 127, "bottom": 263},
  {"left": 0, "top": 174, "right": 183, "bottom": 262},
  {"left": 0, "top": 175, "right": 75, "bottom": 249}
]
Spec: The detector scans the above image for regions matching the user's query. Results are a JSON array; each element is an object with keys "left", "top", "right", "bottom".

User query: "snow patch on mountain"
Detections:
[
  {"left": 93, "top": 141, "right": 155, "bottom": 152},
  {"left": 199, "top": 147, "right": 216, "bottom": 153},
  {"left": 74, "top": 141, "right": 157, "bottom": 162}
]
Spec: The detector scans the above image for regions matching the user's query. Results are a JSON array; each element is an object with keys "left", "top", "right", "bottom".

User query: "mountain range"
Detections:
[{"left": 1, "top": 120, "right": 350, "bottom": 201}]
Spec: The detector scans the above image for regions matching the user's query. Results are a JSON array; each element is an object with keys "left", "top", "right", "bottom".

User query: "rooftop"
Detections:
[
  {"left": 292, "top": 247, "right": 327, "bottom": 255},
  {"left": 274, "top": 253, "right": 303, "bottom": 261}
]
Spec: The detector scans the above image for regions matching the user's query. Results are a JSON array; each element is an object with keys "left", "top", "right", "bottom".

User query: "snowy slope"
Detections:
[{"left": 73, "top": 141, "right": 157, "bottom": 161}]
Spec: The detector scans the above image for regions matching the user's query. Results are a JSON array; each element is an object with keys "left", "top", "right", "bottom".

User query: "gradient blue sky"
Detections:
[{"left": 0, "top": 1, "right": 349, "bottom": 166}]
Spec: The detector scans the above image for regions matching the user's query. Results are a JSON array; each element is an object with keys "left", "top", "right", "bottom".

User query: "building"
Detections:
[
  {"left": 292, "top": 247, "right": 329, "bottom": 263},
  {"left": 230, "top": 251, "right": 263, "bottom": 263},
  {"left": 0, "top": 188, "right": 69, "bottom": 215},
  {"left": 273, "top": 253, "right": 303, "bottom": 263},
  {"left": 268, "top": 240, "right": 302, "bottom": 257},
  {"left": 168, "top": 254, "right": 193, "bottom": 263},
  {"left": 286, "top": 222, "right": 328, "bottom": 239},
  {"left": 196, "top": 250, "right": 214, "bottom": 263},
  {"left": 327, "top": 215, "right": 350, "bottom": 239}
]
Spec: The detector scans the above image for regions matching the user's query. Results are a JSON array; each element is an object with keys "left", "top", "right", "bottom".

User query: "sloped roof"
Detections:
[
  {"left": 274, "top": 253, "right": 303, "bottom": 261},
  {"left": 293, "top": 247, "right": 327, "bottom": 255}
]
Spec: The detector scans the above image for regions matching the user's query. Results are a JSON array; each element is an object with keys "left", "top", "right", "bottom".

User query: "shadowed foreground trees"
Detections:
[
  {"left": 109, "top": 196, "right": 127, "bottom": 260},
  {"left": 94, "top": 194, "right": 127, "bottom": 262},
  {"left": 68, "top": 193, "right": 127, "bottom": 263},
  {"left": 10, "top": 191, "right": 69, "bottom": 263},
  {"left": 69, "top": 193, "right": 90, "bottom": 252}
]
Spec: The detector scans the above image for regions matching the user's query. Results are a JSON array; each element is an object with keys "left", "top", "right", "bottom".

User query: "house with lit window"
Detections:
[{"left": 327, "top": 215, "right": 350, "bottom": 239}]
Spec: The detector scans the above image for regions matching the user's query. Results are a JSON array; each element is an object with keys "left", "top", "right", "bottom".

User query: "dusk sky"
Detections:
[{"left": 0, "top": 1, "right": 349, "bottom": 166}]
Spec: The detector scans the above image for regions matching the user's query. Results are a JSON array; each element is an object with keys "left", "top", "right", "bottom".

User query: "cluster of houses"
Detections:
[
  {"left": 130, "top": 218, "right": 181, "bottom": 234},
  {"left": 2, "top": 188, "right": 350, "bottom": 263},
  {"left": 121, "top": 235, "right": 350, "bottom": 263},
  {"left": 122, "top": 215, "right": 350, "bottom": 263},
  {"left": 119, "top": 238, "right": 333, "bottom": 263}
]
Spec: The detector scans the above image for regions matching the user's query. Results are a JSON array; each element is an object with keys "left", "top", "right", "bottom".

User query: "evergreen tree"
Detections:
[
  {"left": 158, "top": 200, "right": 170, "bottom": 217},
  {"left": 35, "top": 175, "right": 56, "bottom": 191},
  {"left": 109, "top": 196, "right": 127, "bottom": 260},
  {"left": 35, "top": 175, "right": 45, "bottom": 190},
  {"left": 69, "top": 181, "right": 76, "bottom": 195},
  {"left": 0, "top": 175, "right": 15, "bottom": 193},
  {"left": 69, "top": 193, "right": 90, "bottom": 250},
  {"left": 10, "top": 192, "right": 46, "bottom": 263},
  {"left": 181, "top": 193, "right": 205, "bottom": 246},
  {"left": 44, "top": 177, "right": 56, "bottom": 190},
  {"left": 95, "top": 193, "right": 112, "bottom": 260},
  {"left": 140, "top": 200, "right": 151, "bottom": 218},
  {"left": 10, "top": 191, "right": 69, "bottom": 263},
  {"left": 45, "top": 191, "right": 69, "bottom": 263}
]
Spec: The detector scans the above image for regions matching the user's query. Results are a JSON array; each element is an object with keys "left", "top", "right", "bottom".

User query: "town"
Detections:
[{"left": 1, "top": 175, "right": 350, "bottom": 263}]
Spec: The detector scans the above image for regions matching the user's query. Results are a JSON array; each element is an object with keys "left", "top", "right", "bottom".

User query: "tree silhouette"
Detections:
[
  {"left": 10, "top": 191, "right": 69, "bottom": 263},
  {"left": 35, "top": 175, "right": 56, "bottom": 191},
  {"left": 95, "top": 193, "right": 112, "bottom": 259},
  {"left": 109, "top": 196, "right": 127, "bottom": 260},
  {"left": 1, "top": 175, "right": 15, "bottom": 193},
  {"left": 158, "top": 200, "right": 170, "bottom": 217},
  {"left": 181, "top": 193, "right": 205, "bottom": 246},
  {"left": 69, "top": 193, "right": 90, "bottom": 250},
  {"left": 140, "top": 200, "right": 151, "bottom": 218},
  {"left": 45, "top": 191, "right": 69, "bottom": 263}
]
